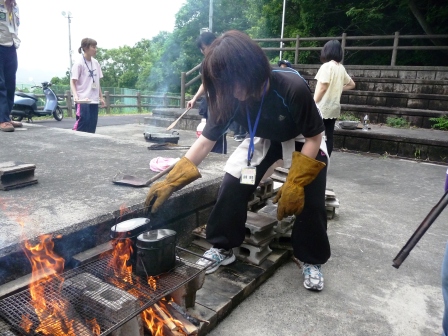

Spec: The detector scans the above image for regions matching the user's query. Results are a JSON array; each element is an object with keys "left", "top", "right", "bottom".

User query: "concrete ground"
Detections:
[
  {"left": 1, "top": 116, "right": 447, "bottom": 335},
  {"left": 209, "top": 151, "right": 448, "bottom": 336}
]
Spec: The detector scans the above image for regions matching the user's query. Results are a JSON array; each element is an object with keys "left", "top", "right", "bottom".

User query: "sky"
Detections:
[{"left": 16, "top": 0, "right": 187, "bottom": 84}]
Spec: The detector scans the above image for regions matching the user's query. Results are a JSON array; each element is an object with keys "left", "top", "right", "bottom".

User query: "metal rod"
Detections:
[
  {"left": 209, "top": 0, "right": 213, "bottom": 32},
  {"left": 392, "top": 190, "right": 448, "bottom": 269},
  {"left": 279, "top": 0, "right": 286, "bottom": 60}
]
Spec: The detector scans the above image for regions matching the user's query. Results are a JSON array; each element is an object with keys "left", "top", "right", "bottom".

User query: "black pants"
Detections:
[
  {"left": 323, "top": 118, "right": 336, "bottom": 156},
  {"left": 0, "top": 46, "right": 17, "bottom": 123},
  {"left": 206, "top": 141, "right": 331, "bottom": 265}
]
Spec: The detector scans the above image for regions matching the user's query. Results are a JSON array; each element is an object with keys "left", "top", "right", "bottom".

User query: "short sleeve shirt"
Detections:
[
  {"left": 202, "top": 68, "right": 325, "bottom": 143},
  {"left": 0, "top": 1, "right": 20, "bottom": 48},
  {"left": 71, "top": 56, "right": 104, "bottom": 103},
  {"left": 314, "top": 61, "right": 352, "bottom": 119}
]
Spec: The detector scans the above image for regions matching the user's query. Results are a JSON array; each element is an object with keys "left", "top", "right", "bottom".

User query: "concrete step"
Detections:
[
  {"left": 334, "top": 124, "right": 448, "bottom": 164},
  {"left": 340, "top": 90, "right": 448, "bottom": 111},
  {"left": 340, "top": 104, "right": 446, "bottom": 128}
]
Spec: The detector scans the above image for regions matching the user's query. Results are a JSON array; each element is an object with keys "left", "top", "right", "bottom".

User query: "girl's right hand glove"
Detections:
[
  {"left": 273, "top": 152, "right": 326, "bottom": 220},
  {"left": 145, "top": 157, "right": 201, "bottom": 213}
]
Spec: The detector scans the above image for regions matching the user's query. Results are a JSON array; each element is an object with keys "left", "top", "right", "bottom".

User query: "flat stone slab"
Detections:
[{"left": 0, "top": 122, "right": 238, "bottom": 285}]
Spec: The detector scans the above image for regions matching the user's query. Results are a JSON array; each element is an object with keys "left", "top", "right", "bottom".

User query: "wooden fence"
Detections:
[
  {"left": 180, "top": 32, "right": 448, "bottom": 107},
  {"left": 33, "top": 91, "right": 182, "bottom": 117}
]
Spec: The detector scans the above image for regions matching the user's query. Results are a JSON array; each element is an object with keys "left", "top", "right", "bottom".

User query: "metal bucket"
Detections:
[{"left": 135, "top": 229, "right": 177, "bottom": 277}]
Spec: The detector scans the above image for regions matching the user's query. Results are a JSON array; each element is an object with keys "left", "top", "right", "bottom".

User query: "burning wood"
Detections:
[{"left": 141, "top": 299, "right": 198, "bottom": 336}]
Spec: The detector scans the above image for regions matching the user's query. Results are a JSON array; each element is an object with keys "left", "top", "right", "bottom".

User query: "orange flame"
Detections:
[
  {"left": 108, "top": 238, "right": 134, "bottom": 285},
  {"left": 21, "top": 234, "right": 77, "bottom": 335},
  {"left": 86, "top": 318, "right": 101, "bottom": 336},
  {"left": 148, "top": 276, "right": 158, "bottom": 290},
  {"left": 141, "top": 299, "right": 187, "bottom": 336}
]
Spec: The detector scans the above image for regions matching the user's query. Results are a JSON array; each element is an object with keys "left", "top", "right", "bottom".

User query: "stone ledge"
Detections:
[
  {"left": 334, "top": 128, "right": 448, "bottom": 163},
  {"left": 0, "top": 177, "right": 223, "bottom": 286}
]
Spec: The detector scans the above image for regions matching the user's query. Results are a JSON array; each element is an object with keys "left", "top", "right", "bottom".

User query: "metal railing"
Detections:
[
  {"left": 27, "top": 91, "right": 182, "bottom": 117},
  {"left": 179, "top": 32, "right": 448, "bottom": 108}
]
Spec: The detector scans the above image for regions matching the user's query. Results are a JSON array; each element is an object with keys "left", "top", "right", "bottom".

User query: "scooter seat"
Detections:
[{"left": 16, "top": 92, "right": 38, "bottom": 100}]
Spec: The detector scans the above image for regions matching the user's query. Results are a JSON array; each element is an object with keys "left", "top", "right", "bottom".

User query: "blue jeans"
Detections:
[
  {"left": 0, "top": 45, "right": 18, "bottom": 122},
  {"left": 442, "top": 241, "right": 448, "bottom": 336}
]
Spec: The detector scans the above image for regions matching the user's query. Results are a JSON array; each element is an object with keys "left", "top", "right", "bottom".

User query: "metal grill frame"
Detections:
[{"left": 0, "top": 248, "right": 207, "bottom": 336}]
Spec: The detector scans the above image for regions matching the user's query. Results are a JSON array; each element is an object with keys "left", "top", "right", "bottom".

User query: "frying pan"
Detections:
[{"left": 112, "top": 163, "right": 176, "bottom": 187}]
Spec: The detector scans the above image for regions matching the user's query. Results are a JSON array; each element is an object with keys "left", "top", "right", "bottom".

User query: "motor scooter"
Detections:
[{"left": 11, "top": 82, "right": 64, "bottom": 122}]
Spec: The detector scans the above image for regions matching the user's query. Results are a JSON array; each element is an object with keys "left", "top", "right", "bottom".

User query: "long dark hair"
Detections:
[
  {"left": 5, "top": 0, "right": 17, "bottom": 13},
  {"left": 320, "top": 40, "right": 343, "bottom": 63},
  {"left": 78, "top": 38, "right": 97, "bottom": 54},
  {"left": 202, "top": 30, "right": 271, "bottom": 122}
]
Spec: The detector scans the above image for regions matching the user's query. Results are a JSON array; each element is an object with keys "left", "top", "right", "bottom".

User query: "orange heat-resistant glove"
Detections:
[
  {"left": 272, "top": 151, "right": 326, "bottom": 220},
  {"left": 145, "top": 157, "right": 201, "bottom": 213}
]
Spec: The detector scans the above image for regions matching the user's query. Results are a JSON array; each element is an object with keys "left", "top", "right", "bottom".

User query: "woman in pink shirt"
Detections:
[{"left": 70, "top": 38, "right": 105, "bottom": 133}]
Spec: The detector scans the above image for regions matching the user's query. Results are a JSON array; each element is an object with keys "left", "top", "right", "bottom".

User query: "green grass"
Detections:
[
  {"left": 338, "top": 112, "right": 360, "bottom": 122},
  {"left": 386, "top": 117, "right": 410, "bottom": 128},
  {"left": 429, "top": 116, "right": 448, "bottom": 130}
]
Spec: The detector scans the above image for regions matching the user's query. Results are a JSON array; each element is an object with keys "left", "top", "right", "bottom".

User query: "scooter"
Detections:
[{"left": 11, "top": 82, "right": 64, "bottom": 122}]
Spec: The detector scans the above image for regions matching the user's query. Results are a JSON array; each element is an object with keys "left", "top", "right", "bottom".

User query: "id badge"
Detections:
[
  {"left": 91, "top": 82, "right": 97, "bottom": 89},
  {"left": 240, "top": 167, "right": 256, "bottom": 185}
]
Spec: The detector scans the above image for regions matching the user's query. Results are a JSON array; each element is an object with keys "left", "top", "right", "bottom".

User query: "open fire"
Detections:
[
  {"left": 5, "top": 223, "right": 200, "bottom": 336},
  {"left": 0, "top": 209, "right": 202, "bottom": 336},
  {"left": 21, "top": 234, "right": 101, "bottom": 335}
]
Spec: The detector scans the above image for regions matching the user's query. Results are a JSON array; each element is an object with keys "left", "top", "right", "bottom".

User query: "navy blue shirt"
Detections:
[{"left": 202, "top": 68, "right": 324, "bottom": 143}]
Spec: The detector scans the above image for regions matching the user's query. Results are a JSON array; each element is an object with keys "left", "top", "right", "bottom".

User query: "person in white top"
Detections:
[
  {"left": 0, "top": 0, "right": 22, "bottom": 132},
  {"left": 314, "top": 40, "right": 355, "bottom": 156},
  {"left": 70, "top": 37, "right": 105, "bottom": 133}
]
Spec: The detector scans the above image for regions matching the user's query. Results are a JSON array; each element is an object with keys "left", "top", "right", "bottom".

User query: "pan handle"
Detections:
[
  {"left": 145, "top": 162, "right": 177, "bottom": 186},
  {"left": 166, "top": 107, "right": 192, "bottom": 131}
]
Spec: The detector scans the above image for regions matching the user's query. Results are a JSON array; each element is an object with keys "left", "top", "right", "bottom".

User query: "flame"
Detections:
[
  {"left": 148, "top": 276, "right": 158, "bottom": 290},
  {"left": 107, "top": 204, "right": 134, "bottom": 284},
  {"left": 141, "top": 299, "right": 187, "bottom": 336},
  {"left": 86, "top": 318, "right": 101, "bottom": 336},
  {"left": 21, "top": 234, "right": 77, "bottom": 335},
  {"left": 20, "top": 315, "right": 33, "bottom": 332},
  {"left": 109, "top": 237, "right": 134, "bottom": 285}
]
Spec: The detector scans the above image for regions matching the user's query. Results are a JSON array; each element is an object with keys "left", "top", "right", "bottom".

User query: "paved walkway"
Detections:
[
  {"left": 1, "top": 117, "right": 447, "bottom": 335},
  {"left": 209, "top": 151, "right": 448, "bottom": 336}
]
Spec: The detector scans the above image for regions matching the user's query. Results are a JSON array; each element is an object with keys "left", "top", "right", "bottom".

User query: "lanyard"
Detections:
[
  {"left": 83, "top": 56, "right": 96, "bottom": 83},
  {"left": 246, "top": 81, "right": 268, "bottom": 166}
]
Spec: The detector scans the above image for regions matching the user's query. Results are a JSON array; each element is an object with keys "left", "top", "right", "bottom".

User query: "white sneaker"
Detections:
[
  {"left": 303, "top": 263, "right": 324, "bottom": 291},
  {"left": 196, "top": 247, "right": 236, "bottom": 274}
]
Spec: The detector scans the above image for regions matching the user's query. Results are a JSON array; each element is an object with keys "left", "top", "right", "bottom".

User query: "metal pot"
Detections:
[
  {"left": 110, "top": 218, "right": 150, "bottom": 241},
  {"left": 135, "top": 229, "right": 177, "bottom": 277},
  {"left": 110, "top": 218, "right": 151, "bottom": 267}
]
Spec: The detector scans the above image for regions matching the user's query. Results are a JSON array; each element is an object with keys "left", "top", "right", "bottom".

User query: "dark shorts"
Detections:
[{"left": 73, "top": 103, "right": 99, "bottom": 133}]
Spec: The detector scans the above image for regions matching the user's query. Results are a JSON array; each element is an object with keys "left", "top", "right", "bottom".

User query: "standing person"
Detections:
[
  {"left": 71, "top": 38, "right": 105, "bottom": 134},
  {"left": 0, "top": 0, "right": 22, "bottom": 132},
  {"left": 314, "top": 40, "right": 355, "bottom": 156},
  {"left": 187, "top": 32, "right": 227, "bottom": 154},
  {"left": 278, "top": 60, "right": 292, "bottom": 68},
  {"left": 146, "top": 30, "right": 330, "bottom": 291}
]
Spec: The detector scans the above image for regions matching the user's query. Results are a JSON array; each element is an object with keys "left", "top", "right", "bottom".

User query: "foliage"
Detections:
[
  {"left": 49, "top": 0, "right": 448, "bottom": 93},
  {"left": 339, "top": 112, "right": 360, "bottom": 122},
  {"left": 386, "top": 117, "right": 410, "bottom": 128},
  {"left": 429, "top": 116, "right": 448, "bottom": 130}
]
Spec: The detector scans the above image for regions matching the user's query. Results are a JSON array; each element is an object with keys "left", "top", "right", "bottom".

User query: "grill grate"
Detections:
[{"left": 0, "top": 250, "right": 205, "bottom": 336}]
